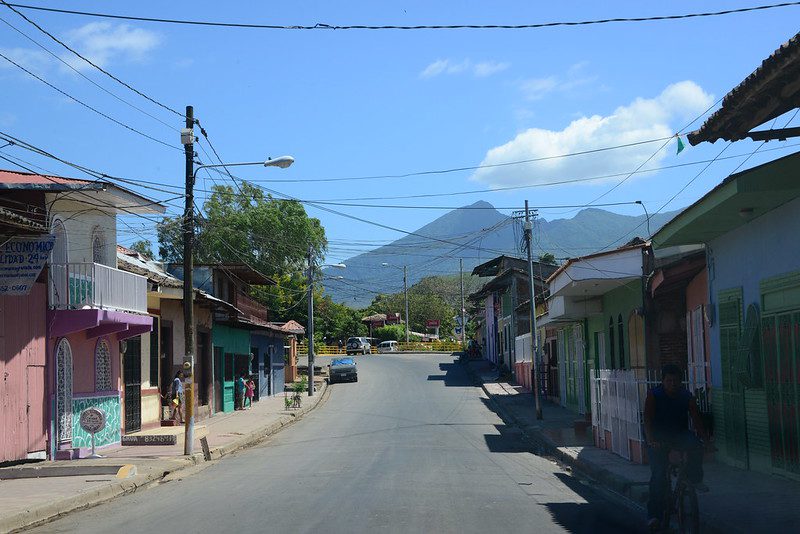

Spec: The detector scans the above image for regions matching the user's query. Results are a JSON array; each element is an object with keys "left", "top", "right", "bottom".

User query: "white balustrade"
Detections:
[{"left": 49, "top": 263, "right": 147, "bottom": 314}]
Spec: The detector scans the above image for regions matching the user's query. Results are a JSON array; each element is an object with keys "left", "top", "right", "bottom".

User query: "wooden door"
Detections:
[{"left": 26, "top": 365, "right": 46, "bottom": 454}]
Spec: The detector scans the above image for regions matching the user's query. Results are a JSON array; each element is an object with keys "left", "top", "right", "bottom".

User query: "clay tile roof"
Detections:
[{"left": 688, "top": 31, "right": 800, "bottom": 145}]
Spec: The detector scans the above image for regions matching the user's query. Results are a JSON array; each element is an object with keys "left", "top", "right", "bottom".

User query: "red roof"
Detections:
[{"left": 0, "top": 169, "right": 97, "bottom": 188}]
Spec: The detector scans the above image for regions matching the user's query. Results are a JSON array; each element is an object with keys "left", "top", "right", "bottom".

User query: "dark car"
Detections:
[{"left": 329, "top": 357, "right": 358, "bottom": 384}]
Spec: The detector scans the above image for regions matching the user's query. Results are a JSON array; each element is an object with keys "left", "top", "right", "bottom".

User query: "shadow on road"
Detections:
[{"left": 425, "top": 361, "right": 475, "bottom": 387}]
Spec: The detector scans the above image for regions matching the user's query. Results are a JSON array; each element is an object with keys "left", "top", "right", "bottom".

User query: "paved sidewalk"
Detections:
[
  {"left": 0, "top": 380, "right": 327, "bottom": 533},
  {"left": 467, "top": 359, "right": 800, "bottom": 534}
]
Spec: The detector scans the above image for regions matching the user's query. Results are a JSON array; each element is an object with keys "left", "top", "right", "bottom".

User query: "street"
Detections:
[{"left": 31, "top": 353, "right": 644, "bottom": 534}]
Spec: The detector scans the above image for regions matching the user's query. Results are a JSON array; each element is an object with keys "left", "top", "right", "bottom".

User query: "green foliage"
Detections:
[
  {"left": 129, "top": 239, "right": 154, "bottom": 259},
  {"left": 158, "top": 183, "right": 326, "bottom": 274},
  {"left": 373, "top": 324, "right": 406, "bottom": 342},
  {"left": 292, "top": 376, "right": 308, "bottom": 393},
  {"left": 157, "top": 182, "right": 328, "bottom": 325},
  {"left": 538, "top": 252, "right": 557, "bottom": 265},
  {"left": 367, "top": 291, "right": 456, "bottom": 335}
]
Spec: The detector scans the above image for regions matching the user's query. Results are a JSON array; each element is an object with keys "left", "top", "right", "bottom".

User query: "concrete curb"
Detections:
[
  {"left": 2, "top": 382, "right": 329, "bottom": 534},
  {"left": 464, "top": 363, "right": 727, "bottom": 534}
]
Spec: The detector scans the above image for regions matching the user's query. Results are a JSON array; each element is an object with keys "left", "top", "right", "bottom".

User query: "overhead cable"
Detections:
[{"left": 6, "top": 2, "right": 799, "bottom": 31}]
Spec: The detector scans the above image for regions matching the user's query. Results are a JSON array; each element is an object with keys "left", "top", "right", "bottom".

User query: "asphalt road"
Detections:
[{"left": 31, "top": 353, "right": 645, "bottom": 534}]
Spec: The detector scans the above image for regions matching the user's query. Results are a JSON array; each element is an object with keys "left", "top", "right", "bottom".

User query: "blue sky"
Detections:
[{"left": 1, "top": 1, "right": 799, "bottom": 270}]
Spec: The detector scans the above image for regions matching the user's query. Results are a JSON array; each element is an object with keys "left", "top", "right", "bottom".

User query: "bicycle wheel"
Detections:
[{"left": 677, "top": 486, "right": 700, "bottom": 534}]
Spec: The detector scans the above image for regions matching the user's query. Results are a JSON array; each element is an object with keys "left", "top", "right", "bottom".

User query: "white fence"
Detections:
[
  {"left": 591, "top": 369, "right": 712, "bottom": 462},
  {"left": 49, "top": 262, "right": 147, "bottom": 314}
]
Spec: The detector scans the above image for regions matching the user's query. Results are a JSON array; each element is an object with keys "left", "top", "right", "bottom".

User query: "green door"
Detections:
[
  {"left": 763, "top": 312, "right": 800, "bottom": 475},
  {"left": 223, "top": 353, "right": 235, "bottom": 412},
  {"left": 719, "top": 289, "right": 747, "bottom": 468}
]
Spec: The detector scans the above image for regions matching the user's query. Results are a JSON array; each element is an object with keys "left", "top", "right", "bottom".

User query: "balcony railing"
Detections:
[
  {"left": 49, "top": 262, "right": 148, "bottom": 314},
  {"left": 234, "top": 290, "right": 269, "bottom": 323}
]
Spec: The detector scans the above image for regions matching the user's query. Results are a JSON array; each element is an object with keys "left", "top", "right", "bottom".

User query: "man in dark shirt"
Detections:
[{"left": 643, "top": 364, "right": 710, "bottom": 529}]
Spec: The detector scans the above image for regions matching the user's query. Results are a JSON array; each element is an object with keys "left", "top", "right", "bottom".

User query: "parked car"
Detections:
[
  {"left": 328, "top": 357, "right": 358, "bottom": 383},
  {"left": 346, "top": 337, "right": 371, "bottom": 355},
  {"left": 378, "top": 340, "right": 399, "bottom": 353}
]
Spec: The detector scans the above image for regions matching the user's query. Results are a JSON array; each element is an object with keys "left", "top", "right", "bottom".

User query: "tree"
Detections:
[
  {"left": 538, "top": 252, "right": 557, "bottom": 265},
  {"left": 367, "top": 291, "right": 456, "bottom": 335},
  {"left": 157, "top": 182, "right": 328, "bottom": 324},
  {"left": 158, "top": 183, "right": 326, "bottom": 274},
  {"left": 130, "top": 239, "right": 154, "bottom": 259},
  {"left": 373, "top": 324, "right": 406, "bottom": 342}
]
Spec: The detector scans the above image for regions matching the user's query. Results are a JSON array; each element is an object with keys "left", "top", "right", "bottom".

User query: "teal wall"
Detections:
[
  {"left": 72, "top": 394, "right": 121, "bottom": 448},
  {"left": 212, "top": 324, "right": 251, "bottom": 412},
  {"left": 213, "top": 324, "right": 251, "bottom": 354},
  {"left": 600, "top": 280, "right": 643, "bottom": 369}
]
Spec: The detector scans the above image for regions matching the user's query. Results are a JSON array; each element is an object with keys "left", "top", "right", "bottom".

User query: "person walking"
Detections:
[
  {"left": 171, "top": 370, "right": 184, "bottom": 424},
  {"left": 244, "top": 376, "right": 255, "bottom": 409},
  {"left": 235, "top": 373, "right": 246, "bottom": 410}
]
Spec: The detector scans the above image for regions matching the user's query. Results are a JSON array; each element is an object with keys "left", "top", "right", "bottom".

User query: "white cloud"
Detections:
[
  {"left": 474, "top": 60, "right": 510, "bottom": 78},
  {"left": 472, "top": 81, "right": 714, "bottom": 188},
  {"left": 519, "top": 62, "right": 597, "bottom": 101},
  {"left": 0, "top": 47, "right": 50, "bottom": 72},
  {"left": 420, "top": 59, "right": 449, "bottom": 78},
  {"left": 419, "top": 58, "right": 509, "bottom": 78},
  {"left": 520, "top": 77, "right": 559, "bottom": 100},
  {"left": 62, "top": 22, "right": 160, "bottom": 70}
]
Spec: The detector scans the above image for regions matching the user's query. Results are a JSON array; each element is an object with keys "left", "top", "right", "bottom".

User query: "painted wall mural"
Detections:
[{"left": 71, "top": 394, "right": 121, "bottom": 448}]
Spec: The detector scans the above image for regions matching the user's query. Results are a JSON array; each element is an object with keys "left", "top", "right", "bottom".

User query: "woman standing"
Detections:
[{"left": 171, "top": 370, "right": 184, "bottom": 423}]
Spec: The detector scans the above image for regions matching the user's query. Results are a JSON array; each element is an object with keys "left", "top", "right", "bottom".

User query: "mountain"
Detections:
[{"left": 323, "top": 201, "right": 679, "bottom": 308}]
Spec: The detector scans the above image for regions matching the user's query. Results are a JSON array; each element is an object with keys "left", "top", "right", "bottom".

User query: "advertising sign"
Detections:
[
  {"left": 0, "top": 234, "right": 55, "bottom": 295},
  {"left": 425, "top": 319, "right": 440, "bottom": 328}
]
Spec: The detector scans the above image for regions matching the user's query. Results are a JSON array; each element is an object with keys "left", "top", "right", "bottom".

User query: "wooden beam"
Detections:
[{"left": 747, "top": 126, "right": 800, "bottom": 142}]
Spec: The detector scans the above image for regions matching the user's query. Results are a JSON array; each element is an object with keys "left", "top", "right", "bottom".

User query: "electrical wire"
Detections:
[
  {"left": 0, "top": 51, "right": 182, "bottom": 152},
  {"left": 7, "top": 2, "right": 799, "bottom": 31},
  {"left": 0, "top": 0, "right": 184, "bottom": 119},
  {"left": 0, "top": 12, "right": 181, "bottom": 132}
]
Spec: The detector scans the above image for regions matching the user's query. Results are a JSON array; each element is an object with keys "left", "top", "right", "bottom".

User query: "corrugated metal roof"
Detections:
[
  {"left": 0, "top": 169, "right": 100, "bottom": 190},
  {"left": 688, "top": 31, "right": 800, "bottom": 145},
  {"left": 0, "top": 169, "right": 165, "bottom": 214}
]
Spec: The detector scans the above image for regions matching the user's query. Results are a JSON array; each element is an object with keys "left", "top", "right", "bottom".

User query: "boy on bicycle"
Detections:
[{"left": 643, "top": 364, "right": 710, "bottom": 529}]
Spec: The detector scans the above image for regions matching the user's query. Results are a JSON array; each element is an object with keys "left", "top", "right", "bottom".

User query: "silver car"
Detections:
[{"left": 346, "top": 336, "right": 371, "bottom": 355}]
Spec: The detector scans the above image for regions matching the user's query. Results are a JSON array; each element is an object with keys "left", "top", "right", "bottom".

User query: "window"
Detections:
[
  {"left": 95, "top": 339, "right": 112, "bottom": 391},
  {"left": 91, "top": 227, "right": 105, "bottom": 264},
  {"left": 617, "top": 314, "right": 625, "bottom": 369}
]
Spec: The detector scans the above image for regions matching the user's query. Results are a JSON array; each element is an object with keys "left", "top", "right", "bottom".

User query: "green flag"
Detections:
[{"left": 676, "top": 135, "right": 685, "bottom": 154}]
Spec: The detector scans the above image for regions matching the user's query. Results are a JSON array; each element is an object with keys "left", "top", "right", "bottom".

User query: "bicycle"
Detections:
[{"left": 653, "top": 447, "right": 705, "bottom": 534}]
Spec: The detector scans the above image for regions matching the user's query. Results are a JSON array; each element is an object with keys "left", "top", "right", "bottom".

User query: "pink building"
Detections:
[{"left": 0, "top": 170, "right": 164, "bottom": 459}]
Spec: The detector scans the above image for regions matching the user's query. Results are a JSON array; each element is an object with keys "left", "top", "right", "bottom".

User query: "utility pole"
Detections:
[
  {"left": 181, "top": 105, "right": 196, "bottom": 454},
  {"left": 524, "top": 200, "right": 543, "bottom": 420},
  {"left": 460, "top": 258, "right": 465, "bottom": 345},
  {"left": 307, "top": 245, "right": 315, "bottom": 396},
  {"left": 403, "top": 265, "right": 409, "bottom": 343}
]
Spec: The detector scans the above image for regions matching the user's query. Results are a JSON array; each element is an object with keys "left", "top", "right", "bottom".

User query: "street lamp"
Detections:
[
  {"left": 381, "top": 262, "right": 409, "bottom": 343},
  {"left": 180, "top": 115, "right": 295, "bottom": 455},
  {"left": 307, "top": 260, "right": 346, "bottom": 396}
]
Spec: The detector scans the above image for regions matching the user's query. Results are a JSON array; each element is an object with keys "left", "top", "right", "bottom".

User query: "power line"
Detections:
[
  {"left": 290, "top": 141, "right": 800, "bottom": 202},
  {"left": 7, "top": 2, "right": 799, "bottom": 31},
  {"left": 1, "top": 0, "right": 184, "bottom": 119},
  {"left": 241, "top": 137, "right": 675, "bottom": 183},
  {"left": 0, "top": 51, "right": 182, "bottom": 152},
  {"left": 0, "top": 11, "right": 180, "bottom": 132}
]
